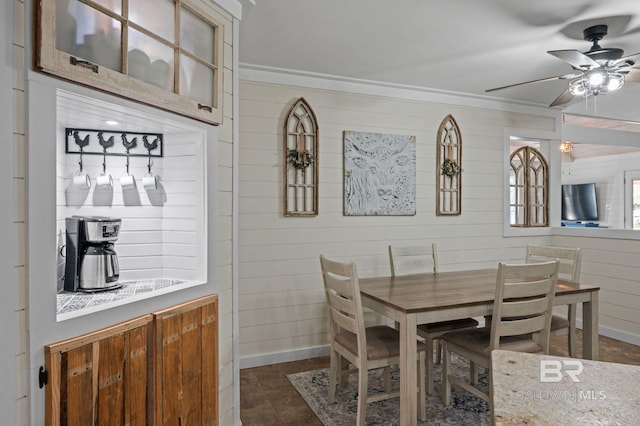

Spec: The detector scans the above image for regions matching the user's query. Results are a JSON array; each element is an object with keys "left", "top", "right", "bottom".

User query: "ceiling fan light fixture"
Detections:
[{"left": 568, "top": 70, "right": 625, "bottom": 97}]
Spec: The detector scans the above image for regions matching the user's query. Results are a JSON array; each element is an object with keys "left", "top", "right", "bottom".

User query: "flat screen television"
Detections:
[{"left": 561, "top": 183, "right": 599, "bottom": 221}]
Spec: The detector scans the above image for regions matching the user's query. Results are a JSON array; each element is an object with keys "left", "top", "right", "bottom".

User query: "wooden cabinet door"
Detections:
[
  {"left": 153, "top": 294, "right": 218, "bottom": 426},
  {"left": 44, "top": 315, "right": 153, "bottom": 426}
]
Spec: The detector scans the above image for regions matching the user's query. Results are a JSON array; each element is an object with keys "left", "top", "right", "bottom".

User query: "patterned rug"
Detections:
[{"left": 287, "top": 354, "right": 490, "bottom": 425}]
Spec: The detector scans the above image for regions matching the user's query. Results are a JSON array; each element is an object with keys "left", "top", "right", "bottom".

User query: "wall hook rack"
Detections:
[
  {"left": 143, "top": 135, "right": 160, "bottom": 174},
  {"left": 121, "top": 133, "right": 138, "bottom": 174},
  {"left": 65, "top": 128, "right": 164, "bottom": 158},
  {"left": 72, "top": 130, "right": 89, "bottom": 173},
  {"left": 97, "top": 132, "right": 115, "bottom": 174}
]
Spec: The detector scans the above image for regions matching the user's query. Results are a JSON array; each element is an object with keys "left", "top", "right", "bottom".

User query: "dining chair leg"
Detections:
[
  {"left": 442, "top": 342, "right": 452, "bottom": 406},
  {"left": 328, "top": 350, "right": 339, "bottom": 403},
  {"left": 417, "top": 351, "right": 427, "bottom": 421},
  {"left": 435, "top": 338, "right": 442, "bottom": 364},
  {"left": 426, "top": 335, "right": 435, "bottom": 394},
  {"left": 568, "top": 303, "right": 577, "bottom": 357},
  {"left": 340, "top": 356, "right": 350, "bottom": 386},
  {"left": 488, "top": 358, "right": 495, "bottom": 420},
  {"left": 356, "top": 365, "right": 368, "bottom": 426},
  {"left": 470, "top": 361, "right": 478, "bottom": 385},
  {"left": 383, "top": 366, "right": 391, "bottom": 394}
]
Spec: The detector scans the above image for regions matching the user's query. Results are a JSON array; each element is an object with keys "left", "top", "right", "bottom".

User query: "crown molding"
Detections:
[{"left": 239, "top": 63, "right": 559, "bottom": 118}]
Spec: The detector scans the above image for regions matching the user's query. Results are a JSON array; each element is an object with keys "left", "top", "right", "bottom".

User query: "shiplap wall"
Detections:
[
  {"left": 2, "top": 0, "right": 22, "bottom": 424},
  {"left": 552, "top": 235, "right": 640, "bottom": 342},
  {"left": 238, "top": 80, "right": 559, "bottom": 366}
]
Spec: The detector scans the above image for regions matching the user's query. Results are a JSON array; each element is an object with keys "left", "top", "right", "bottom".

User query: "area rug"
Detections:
[{"left": 287, "top": 354, "right": 490, "bottom": 425}]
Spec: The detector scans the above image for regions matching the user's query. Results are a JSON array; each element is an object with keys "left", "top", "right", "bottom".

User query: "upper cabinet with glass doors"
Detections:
[{"left": 36, "top": 0, "right": 224, "bottom": 125}]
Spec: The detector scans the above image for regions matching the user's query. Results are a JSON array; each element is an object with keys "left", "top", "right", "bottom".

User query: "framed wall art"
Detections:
[
  {"left": 284, "top": 98, "right": 319, "bottom": 216},
  {"left": 436, "top": 114, "right": 462, "bottom": 215},
  {"left": 344, "top": 131, "right": 416, "bottom": 216}
]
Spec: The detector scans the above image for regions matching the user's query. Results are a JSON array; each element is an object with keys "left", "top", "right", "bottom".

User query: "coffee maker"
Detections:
[{"left": 64, "top": 216, "right": 122, "bottom": 292}]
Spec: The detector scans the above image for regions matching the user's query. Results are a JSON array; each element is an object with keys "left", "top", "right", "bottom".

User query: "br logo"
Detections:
[{"left": 539, "top": 360, "right": 584, "bottom": 383}]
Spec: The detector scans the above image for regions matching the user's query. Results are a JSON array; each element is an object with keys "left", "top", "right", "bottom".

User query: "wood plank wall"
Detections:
[
  {"left": 10, "top": 0, "right": 27, "bottom": 423},
  {"left": 238, "top": 79, "right": 640, "bottom": 367}
]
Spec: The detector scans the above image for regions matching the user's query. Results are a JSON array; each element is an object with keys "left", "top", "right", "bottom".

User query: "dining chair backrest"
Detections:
[
  {"left": 320, "top": 255, "right": 367, "bottom": 359},
  {"left": 489, "top": 260, "right": 559, "bottom": 352},
  {"left": 525, "top": 245, "right": 581, "bottom": 283},
  {"left": 388, "top": 244, "right": 439, "bottom": 276}
]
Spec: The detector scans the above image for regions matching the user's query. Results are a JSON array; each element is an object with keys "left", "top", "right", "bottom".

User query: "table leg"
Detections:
[
  {"left": 582, "top": 291, "right": 599, "bottom": 360},
  {"left": 399, "top": 313, "right": 418, "bottom": 426}
]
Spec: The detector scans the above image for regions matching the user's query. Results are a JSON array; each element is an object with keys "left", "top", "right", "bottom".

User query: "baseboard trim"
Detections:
[
  {"left": 240, "top": 345, "right": 330, "bottom": 369},
  {"left": 240, "top": 324, "right": 640, "bottom": 369},
  {"left": 581, "top": 321, "right": 640, "bottom": 347}
]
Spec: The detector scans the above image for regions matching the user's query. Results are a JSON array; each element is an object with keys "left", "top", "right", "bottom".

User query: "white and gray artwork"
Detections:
[{"left": 344, "top": 131, "right": 416, "bottom": 216}]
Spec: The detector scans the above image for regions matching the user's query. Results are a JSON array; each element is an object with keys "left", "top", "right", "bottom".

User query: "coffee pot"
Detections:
[{"left": 64, "top": 216, "right": 122, "bottom": 292}]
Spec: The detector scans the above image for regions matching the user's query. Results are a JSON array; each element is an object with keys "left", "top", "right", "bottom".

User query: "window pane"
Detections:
[
  {"left": 129, "top": 0, "right": 175, "bottom": 42},
  {"left": 128, "top": 28, "right": 174, "bottom": 90},
  {"left": 179, "top": 54, "right": 214, "bottom": 105},
  {"left": 181, "top": 8, "right": 214, "bottom": 63},
  {"left": 56, "top": 0, "right": 122, "bottom": 71},
  {"left": 91, "top": 0, "right": 122, "bottom": 14}
]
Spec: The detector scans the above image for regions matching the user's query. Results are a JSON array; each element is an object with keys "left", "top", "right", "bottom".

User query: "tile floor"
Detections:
[{"left": 240, "top": 331, "right": 640, "bottom": 425}]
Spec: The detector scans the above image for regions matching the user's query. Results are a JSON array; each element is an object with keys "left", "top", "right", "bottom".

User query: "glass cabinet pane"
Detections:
[
  {"left": 129, "top": 0, "right": 175, "bottom": 43},
  {"left": 179, "top": 54, "right": 213, "bottom": 105},
  {"left": 128, "top": 28, "right": 174, "bottom": 90},
  {"left": 180, "top": 8, "right": 214, "bottom": 62},
  {"left": 91, "top": 0, "right": 122, "bottom": 14},
  {"left": 56, "top": 0, "right": 122, "bottom": 71},
  {"left": 41, "top": 0, "right": 224, "bottom": 124}
]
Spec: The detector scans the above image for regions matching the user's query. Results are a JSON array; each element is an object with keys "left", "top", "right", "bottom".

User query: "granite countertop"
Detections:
[
  {"left": 56, "top": 278, "right": 190, "bottom": 320},
  {"left": 491, "top": 349, "right": 640, "bottom": 425}
]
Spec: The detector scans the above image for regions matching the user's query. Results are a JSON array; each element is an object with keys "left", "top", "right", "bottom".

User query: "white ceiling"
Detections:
[{"left": 238, "top": 0, "right": 640, "bottom": 123}]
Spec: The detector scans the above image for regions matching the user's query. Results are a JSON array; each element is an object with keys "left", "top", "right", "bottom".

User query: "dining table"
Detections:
[{"left": 358, "top": 268, "right": 600, "bottom": 426}]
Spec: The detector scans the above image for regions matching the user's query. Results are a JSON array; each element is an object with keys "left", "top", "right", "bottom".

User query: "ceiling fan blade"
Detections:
[
  {"left": 549, "top": 89, "right": 574, "bottom": 107},
  {"left": 613, "top": 52, "right": 640, "bottom": 67},
  {"left": 485, "top": 73, "right": 579, "bottom": 92},
  {"left": 547, "top": 50, "right": 600, "bottom": 69},
  {"left": 625, "top": 67, "right": 640, "bottom": 83}
]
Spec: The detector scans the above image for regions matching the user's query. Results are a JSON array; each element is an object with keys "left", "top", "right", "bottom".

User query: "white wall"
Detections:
[
  {"left": 238, "top": 77, "right": 560, "bottom": 367},
  {"left": 1, "top": 0, "right": 19, "bottom": 423}
]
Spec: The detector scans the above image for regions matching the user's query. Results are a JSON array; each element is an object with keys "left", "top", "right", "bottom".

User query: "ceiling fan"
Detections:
[{"left": 486, "top": 24, "right": 640, "bottom": 107}]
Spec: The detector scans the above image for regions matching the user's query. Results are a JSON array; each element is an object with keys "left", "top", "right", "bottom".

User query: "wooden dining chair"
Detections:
[
  {"left": 441, "top": 260, "right": 559, "bottom": 408},
  {"left": 388, "top": 244, "right": 479, "bottom": 394},
  {"left": 526, "top": 245, "right": 582, "bottom": 357},
  {"left": 320, "top": 255, "right": 427, "bottom": 425}
]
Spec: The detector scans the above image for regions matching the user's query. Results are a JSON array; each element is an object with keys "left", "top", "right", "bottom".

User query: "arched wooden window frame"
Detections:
[
  {"left": 283, "top": 98, "right": 319, "bottom": 216},
  {"left": 436, "top": 115, "right": 462, "bottom": 215},
  {"left": 510, "top": 146, "right": 549, "bottom": 227}
]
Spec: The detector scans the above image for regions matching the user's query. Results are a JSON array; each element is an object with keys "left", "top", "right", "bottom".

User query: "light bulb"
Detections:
[
  {"left": 607, "top": 73, "right": 624, "bottom": 91},
  {"left": 569, "top": 77, "right": 588, "bottom": 96},
  {"left": 588, "top": 72, "right": 605, "bottom": 87}
]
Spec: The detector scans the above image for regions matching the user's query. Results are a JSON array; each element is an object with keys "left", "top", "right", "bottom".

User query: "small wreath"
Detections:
[
  {"left": 287, "top": 149, "right": 315, "bottom": 170},
  {"left": 441, "top": 158, "right": 462, "bottom": 177}
]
